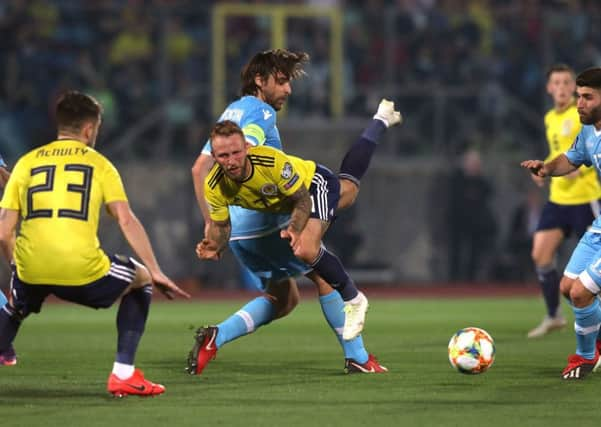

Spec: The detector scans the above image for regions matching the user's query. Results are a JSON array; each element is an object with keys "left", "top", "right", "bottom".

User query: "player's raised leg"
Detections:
[{"left": 338, "top": 99, "right": 402, "bottom": 210}]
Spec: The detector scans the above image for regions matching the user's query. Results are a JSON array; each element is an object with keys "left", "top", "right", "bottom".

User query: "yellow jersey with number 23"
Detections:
[{"left": 0, "top": 139, "right": 128, "bottom": 285}]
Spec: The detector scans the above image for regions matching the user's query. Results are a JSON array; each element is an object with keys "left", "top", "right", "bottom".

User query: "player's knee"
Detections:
[
  {"left": 530, "top": 247, "right": 541, "bottom": 265},
  {"left": 132, "top": 263, "right": 152, "bottom": 289},
  {"left": 338, "top": 179, "right": 359, "bottom": 210},
  {"left": 569, "top": 281, "right": 595, "bottom": 308},
  {"left": 266, "top": 278, "right": 299, "bottom": 319},
  {"left": 276, "top": 290, "right": 299, "bottom": 318},
  {"left": 559, "top": 277, "right": 574, "bottom": 300},
  {"left": 530, "top": 247, "right": 551, "bottom": 267},
  {"left": 294, "top": 245, "right": 321, "bottom": 264}
]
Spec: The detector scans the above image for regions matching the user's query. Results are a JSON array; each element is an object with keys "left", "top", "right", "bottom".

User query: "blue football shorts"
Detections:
[
  {"left": 229, "top": 231, "right": 311, "bottom": 292},
  {"left": 9, "top": 254, "right": 136, "bottom": 318},
  {"left": 565, "top": 231, "right": 601, "bottom": 294},
  {"left": 537, "top": 200, "right": 601, "bottom": 238}
]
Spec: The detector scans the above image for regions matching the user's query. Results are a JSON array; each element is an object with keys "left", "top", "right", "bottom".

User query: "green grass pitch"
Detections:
[{"left": 1, "top": 296, "right": 599, "bottom": 426}]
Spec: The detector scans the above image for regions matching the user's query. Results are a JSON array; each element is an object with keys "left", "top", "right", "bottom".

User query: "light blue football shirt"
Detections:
[
  {"left": 565, "top": 124, "right": 601, "bottom": 232},
  {"left": 202, "top": 96, "right": 289, "bottom": 240}
]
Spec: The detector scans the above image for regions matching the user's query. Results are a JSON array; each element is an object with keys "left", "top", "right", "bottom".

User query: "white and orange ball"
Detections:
[{"left": 448, "top": 327, "right": 495, "bottom": 374}]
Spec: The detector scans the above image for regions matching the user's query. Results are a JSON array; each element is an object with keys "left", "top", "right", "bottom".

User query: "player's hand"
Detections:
[
  {"left": 520, "top": 160, "right": 547, "bottom": 177},
  {"left": 150, "top": 270, "right": 191, "bottom": 300},
  {"left": 196, "top": 238, "right": 221, "bottom": 260},
  {"left": 280, "top": 227, "right": 301, "bottom": 252},
  {"left": 530, "top": 173, "right": 545, "bottom": 187},
  {"left": 373, "top": 99, "right": 402, "bottom": 128}
]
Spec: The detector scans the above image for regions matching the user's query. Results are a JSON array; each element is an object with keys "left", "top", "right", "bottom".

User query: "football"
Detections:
[{"left": 448, "top": 327, "right": 495, "bottom": 374}]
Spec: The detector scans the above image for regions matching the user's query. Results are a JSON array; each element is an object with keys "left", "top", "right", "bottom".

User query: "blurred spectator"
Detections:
[
  {"left": 446, "top": 149, "right": 498, "bottom": 282},
  {"left": 492, "top": 185, "right": 543, "bottom": 282},
  {"left": 108, "top": 11, "right": 153, "bottom": 67},
  {"left": 165, "top": 16, "right": 195, "bottom": 64},
  {"left": 1, "top": 1, "right": 601, "bottom": 158}
]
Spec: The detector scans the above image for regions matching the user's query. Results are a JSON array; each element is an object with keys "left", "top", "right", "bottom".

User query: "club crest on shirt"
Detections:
[
  {"left": 281, "top": 162, "right": 293, "bottom": 179},
  {"left": 261, "top": 183, "right": 278, "bottom": 196}
]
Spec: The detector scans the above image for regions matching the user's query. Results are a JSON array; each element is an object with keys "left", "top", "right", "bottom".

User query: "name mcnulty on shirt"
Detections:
[{"left": 36, "top": 147, "right": 89, "bottom": 158}]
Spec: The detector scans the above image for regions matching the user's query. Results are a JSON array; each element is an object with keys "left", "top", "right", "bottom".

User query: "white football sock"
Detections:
[{"left": 112, "top": 362, "right": 135, "bottom": 380}]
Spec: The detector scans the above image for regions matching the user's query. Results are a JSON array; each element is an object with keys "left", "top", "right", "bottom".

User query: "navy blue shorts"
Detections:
[
  {"left": 10, "top": 254, "right": 136, "bottom": 318},
  {"left": 536, "top": 200, "right": 601, "bottom": 238},
  {"left": 309, "top": 164, "right": 340, "bottom": 222}
]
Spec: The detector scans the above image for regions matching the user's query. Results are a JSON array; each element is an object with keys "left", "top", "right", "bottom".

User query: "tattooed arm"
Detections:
[
  {"left": 196, "top": 219, "right": 231, "bottom": 261},
  {"left": 280, "top": 185, "right": 312, "bottom": 250}
]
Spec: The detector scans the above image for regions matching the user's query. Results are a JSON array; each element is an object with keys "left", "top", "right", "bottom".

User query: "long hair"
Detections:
[{"left": 240, "top": 49, "right": 309, "bottom": 96}]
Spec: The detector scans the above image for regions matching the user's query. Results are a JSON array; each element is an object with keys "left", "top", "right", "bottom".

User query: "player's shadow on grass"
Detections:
[
  {"left": 2, "top": 387, "right": 105, "bottom": 400},
  {"left": 152, "top": 357, "right": 342, "bottom": 378}
]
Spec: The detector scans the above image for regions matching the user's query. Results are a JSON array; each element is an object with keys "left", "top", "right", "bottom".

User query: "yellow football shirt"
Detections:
[
  {"left": 205, "top": 145, "right": 316, "bottom": 222},
  {"left": 545, "top": 104, "right": 601, "bottom": 204},
  {"left": 0, "top": 139, "right": 128, "bottom": 285}
]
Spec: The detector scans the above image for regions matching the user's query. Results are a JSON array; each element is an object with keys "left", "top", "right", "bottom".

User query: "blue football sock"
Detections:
[
  {"left": 573, "top": 298, "right": 601, "bottom": 360},
  {"left": 115, "top": 285, "right": 152, "bottom": 365},
  {"left": 310, "top": 247, "right": 358, "bottom": 301},
  {"left": 0, "top": 290, "right": 7, "bottom": 307},
  {"left": 536, "top": 265, "right": 560, "bottom": 317},
  {"left": 215, "top": 296, "right": 275, "bottom": 348},
  {"left": 338, "top": 120, "right": 386, "bottom": 186},
  {"left": 319, "top": 291, "right": 368, "bottom": 363}
]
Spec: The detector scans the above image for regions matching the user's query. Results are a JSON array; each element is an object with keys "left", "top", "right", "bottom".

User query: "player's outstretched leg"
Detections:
[
  {"left": 186, "top": 296, "right": 276, "bottom": 375},
  {"left": 187, "top": 325, "right": 218, "bottom": 375},
  {"left": 318, "top": 289, "right": 387, "bottom": 373}
]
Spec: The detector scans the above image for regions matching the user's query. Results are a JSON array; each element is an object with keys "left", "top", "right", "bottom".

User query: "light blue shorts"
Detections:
[
  {"left": 565, "top": 231, "right": 601, "bottom": 294},
  {"left": 229, "top": 231, "right": 311, "bottom": 292}
]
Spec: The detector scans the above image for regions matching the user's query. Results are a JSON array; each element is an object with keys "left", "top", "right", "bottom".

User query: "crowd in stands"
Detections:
[{"left": 1, "top": 0, "right": 601, "bottom": 160}]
